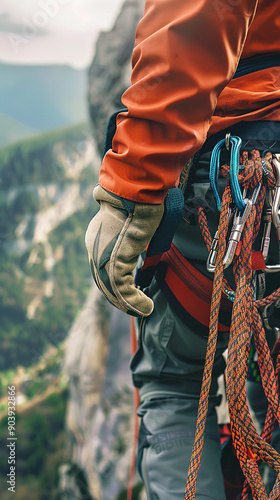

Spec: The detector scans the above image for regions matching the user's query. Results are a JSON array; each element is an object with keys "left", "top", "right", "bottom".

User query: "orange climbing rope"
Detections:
[{"left": 184, "top": 150, "right": 280, "bottom": 500}]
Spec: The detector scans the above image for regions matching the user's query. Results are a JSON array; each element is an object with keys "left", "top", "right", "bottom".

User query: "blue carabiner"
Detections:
[
  {"left": 228, "top": 136, "right": 246, "bottom": 213},
  {"left": 209, "top": 135, "right": 246, "bottom": 213},
  {"left": 209, "top": 138, "right": 226, "bottom": 212}
]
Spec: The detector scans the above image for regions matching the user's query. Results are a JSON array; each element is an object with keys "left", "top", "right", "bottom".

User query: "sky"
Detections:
[{"left": 0, "top": 0, "right": 125, "bottom": 68}]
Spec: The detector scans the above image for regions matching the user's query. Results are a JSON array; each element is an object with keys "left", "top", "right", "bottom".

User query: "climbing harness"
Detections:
[{"left": 184, "top": 137, "right": 280, "bottom": 500}]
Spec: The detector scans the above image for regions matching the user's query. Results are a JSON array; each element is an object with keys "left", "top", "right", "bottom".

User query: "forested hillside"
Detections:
[
  {"left": 0, "top": 123, "right": 98, "bottom": 372},
  {"left": 0, "top": 122, "right": 100, "bottom": 499}
]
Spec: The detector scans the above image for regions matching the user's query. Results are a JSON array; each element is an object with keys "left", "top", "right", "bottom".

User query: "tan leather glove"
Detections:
[{"left": 85, "top": 185, "right": 164, "bottom": 317}]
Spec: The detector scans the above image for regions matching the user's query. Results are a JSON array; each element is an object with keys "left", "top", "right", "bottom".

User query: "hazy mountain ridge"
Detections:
[
  {"left": 0, "top": 112, "right": 38, "bottom": 147},
  {"left": 0, "top": 63, "right": 89, "bottom": 146}
]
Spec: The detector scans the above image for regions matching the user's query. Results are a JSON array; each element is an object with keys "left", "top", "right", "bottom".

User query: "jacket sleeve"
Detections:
[{"left": 99, "top": 0, "right": 258, "bottom": 204}]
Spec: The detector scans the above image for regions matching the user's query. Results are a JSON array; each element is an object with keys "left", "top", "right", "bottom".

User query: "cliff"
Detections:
[
  {"left": 61, "top": 287, "right": 139, "bottom": 500},
  {"left": 88, "top": 0, "right": 145, "bottom": 154}
]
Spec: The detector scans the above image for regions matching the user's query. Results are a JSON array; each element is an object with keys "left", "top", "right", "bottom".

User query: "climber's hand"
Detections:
[{"left": 85, "top": 185, "right": 164, "bottom": 317}]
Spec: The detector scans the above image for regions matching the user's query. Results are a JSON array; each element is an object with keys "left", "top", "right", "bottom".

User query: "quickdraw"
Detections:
[{"left": 185, "top": 138, "right": 280, "bottom": 500}]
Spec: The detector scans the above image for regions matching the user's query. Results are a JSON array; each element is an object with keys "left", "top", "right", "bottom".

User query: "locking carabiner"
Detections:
[{"left": 209, "top": 138, "right": 227, "bottom": 213}]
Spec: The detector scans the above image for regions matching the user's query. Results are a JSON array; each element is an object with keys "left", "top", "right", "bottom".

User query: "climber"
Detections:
[{"left": 85, "top": 0, "right": 280, "bottom": 498}]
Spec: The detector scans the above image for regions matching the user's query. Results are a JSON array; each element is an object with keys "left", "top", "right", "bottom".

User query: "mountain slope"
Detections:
[
  {"left": 0, "top": 112, "right": 38, "bottom": 147},
  {"left": 0, "top": 122, "right": 99, "bottom": 371}
]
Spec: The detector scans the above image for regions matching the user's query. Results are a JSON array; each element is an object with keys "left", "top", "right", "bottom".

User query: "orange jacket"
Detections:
[{"left": 99, "top": 0, "right": 280, "bottom": 204}]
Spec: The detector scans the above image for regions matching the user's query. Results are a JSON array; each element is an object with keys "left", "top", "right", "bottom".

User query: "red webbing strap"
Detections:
[
  {"left": 251, "top": 251, "right": 266, "bottom": 270},
  {"left": 162, "top": 250, "right": 230, "bottom": 331},
  {"left": 140, "top": 253, "right": 162, "bottom": 271},
  {"left": 163, "top": 244, "right": 232, "bottom": 309},
  {"left": 127, "top": 318, "right": 140, "bottom": 500}
]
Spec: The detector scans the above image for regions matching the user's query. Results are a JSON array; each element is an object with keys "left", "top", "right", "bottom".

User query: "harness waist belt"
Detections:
[{"left": 157, "top": 244, "right": 232, "bottom": 332}]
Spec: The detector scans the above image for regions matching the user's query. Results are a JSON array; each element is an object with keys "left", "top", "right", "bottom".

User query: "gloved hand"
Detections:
[{"left": 85, "top": 185, "right": 164, "bottom": 317}]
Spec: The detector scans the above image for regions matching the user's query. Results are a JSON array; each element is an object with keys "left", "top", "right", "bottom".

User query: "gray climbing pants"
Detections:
[
  {"left": 130, "top": 275, "right": 228, "bottom": 500},
  {"left": 137, "top": 396, "right": 226, "bottom": 500}
]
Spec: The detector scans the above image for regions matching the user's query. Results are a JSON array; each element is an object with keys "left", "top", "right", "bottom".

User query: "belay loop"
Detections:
[{"left": 185, "top": 138, "right": 280, "bottom": 500}]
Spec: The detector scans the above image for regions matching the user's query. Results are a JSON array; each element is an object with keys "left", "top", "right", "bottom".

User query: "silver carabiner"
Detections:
[
  {"left": 265, "top": 155, "right": 280, "bottom": 273},
  {"left": 261, "top": 190, "right": 273, "bottom": 262},
  {"left": 272, "top": 156, "right": 280, "bottom": 239},
  {"left": 206, "top": 207, "right": 232, "bottom": 273},
  {"left": 206, "top": 230, "right": 219, "bottom": 272},
  {"left": 262, "top": 299, "right": 280, "bottom": 332},
  {"left": 223, "top": 183, "right": 261, "bottom": 269}
]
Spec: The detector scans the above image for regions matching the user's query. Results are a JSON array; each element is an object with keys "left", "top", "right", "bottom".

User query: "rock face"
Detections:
[
  {"left": 88, "top": 0, "right": 145, "bottom": 154},
  {"left": 61, "top": 1, "right": 146, "bottom": 499},
  {"left": 62, "top": 287, "right": 138, "bottom": 500}
]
